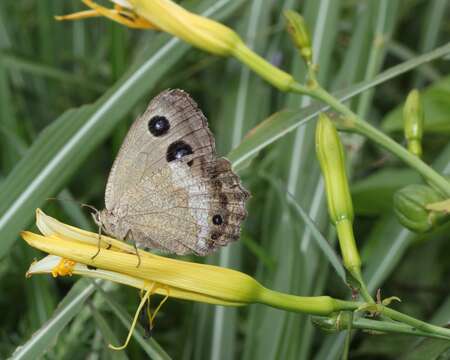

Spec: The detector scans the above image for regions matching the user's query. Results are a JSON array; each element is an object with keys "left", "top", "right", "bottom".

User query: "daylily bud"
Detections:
[
  {"left": 316, "top": 113, "right": 360, "bottom": 272},
  {"left": 394, "top": 184, "right": 449, "bottom": 233},
  {"left": 316, "top": 114, "right": 354, "bottom": 224},
  {"left": 130, "top": 0, "right": 240, "bottom": 56},
  {"left": 284, "top": 10, "right": 312, "bottom": 64},
  {"left": 403, "top": 89, "right": 424, "bottom": 157}
]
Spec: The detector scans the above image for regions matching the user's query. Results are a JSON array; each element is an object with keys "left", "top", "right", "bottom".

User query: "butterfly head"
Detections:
[
  {"left": 92, "top": 209, "right": 114, "bottom": 236},
  {"left": 93, "top": 208, "right": 130, "bottom": 241}
]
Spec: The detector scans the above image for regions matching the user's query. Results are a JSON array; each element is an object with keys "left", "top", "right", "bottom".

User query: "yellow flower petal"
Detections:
[{"left": 56, "top": 0, "right": 156, "bottom": 29}]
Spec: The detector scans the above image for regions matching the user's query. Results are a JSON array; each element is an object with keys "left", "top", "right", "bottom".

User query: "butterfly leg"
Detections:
[
  {"left": 91, "top": 222, "right": 103, "bottom": 260},
  {"left": 124, "top": 229, "right": 141, "bottom": 267}
]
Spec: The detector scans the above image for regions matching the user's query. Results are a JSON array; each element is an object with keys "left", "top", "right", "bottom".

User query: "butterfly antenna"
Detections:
[{"left": 81, "top": 203, "right": 100, "bottom": 216}]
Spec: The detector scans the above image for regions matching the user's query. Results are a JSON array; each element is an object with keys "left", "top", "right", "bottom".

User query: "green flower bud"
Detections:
[
  {"left": 284, "top": 10, "right": 312, "bottom": 64},
  {"left": 316, "top": 113, "right": 360, "bottom": 272},
  {"left": 394, "top": 184, "right": 449, "bottom": 233},
  {"left": 403, "top": 89, "right": 424, "bottom": 157},
  {"left": 316, "top": 114, "right": 354, "bottom": 225}
]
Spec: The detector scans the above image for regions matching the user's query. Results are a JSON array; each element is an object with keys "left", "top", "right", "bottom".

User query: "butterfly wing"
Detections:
[
  {"left": 105, "top": 89, "right": 215, "bottom": 210},
  {"left": 104, "top": 89, "right": 249, "bottom": 255}
]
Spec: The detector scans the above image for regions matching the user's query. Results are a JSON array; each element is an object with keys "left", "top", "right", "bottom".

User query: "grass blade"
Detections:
[{"left": 9, "top": 279, "right": 95, "bottom": 360}]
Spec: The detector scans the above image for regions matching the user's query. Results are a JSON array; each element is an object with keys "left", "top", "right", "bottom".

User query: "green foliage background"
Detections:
[{"left": 0, "top": 0, "right": 449, "bottom": 359}]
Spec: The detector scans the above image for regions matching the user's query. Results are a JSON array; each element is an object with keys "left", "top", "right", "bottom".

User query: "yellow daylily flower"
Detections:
[{"left": 57, "top": 0, "right": 295, "bottom": 91}]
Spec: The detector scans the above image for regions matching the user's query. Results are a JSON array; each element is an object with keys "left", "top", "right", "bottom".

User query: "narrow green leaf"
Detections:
[
  {"left": 89, "top": 305, "right": 129, "bottom": 360},
  {"left": 95, "top": 285, "right": 172, "bottom": 360},
  {"left": 9, "top": 279, "right": 95, "bottom": 360}
]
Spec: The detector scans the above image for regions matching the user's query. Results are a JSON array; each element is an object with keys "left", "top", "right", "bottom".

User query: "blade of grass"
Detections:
[
  {"left": 388, "top": 41, "right": 440, "bottom": 82},
  {"left": 0, "top": 53, "right": 20, "bottom": 172},
  {"left": 9, "top": 279, "right": 95, "bottom": 360},
  {"left": 259, "top": 173, "right": 346, "bottom": 282},
  {"left": 0, "top": 53, "right": 106, "bottom": 92},
  {"left": 413, "top": 0, "right": 448, "bottom": 87},
  {"left": 89, "top": 305, "right": 129, "bottom": 360},
  {"left": 94, "top": 285, "right": 172, "bottom": 360},
  {"left": 355, "top": 0, "right": 399, "bottom": 118}
]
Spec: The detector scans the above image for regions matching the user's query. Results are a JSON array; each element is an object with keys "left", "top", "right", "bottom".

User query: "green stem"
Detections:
[
  {"left": 382, "top": 306, "right": 450, "bottom": 339},
  {"left": 348, "top": 267, "right": 374, "bottom": 304},
  {"left": 312, "top": 316, "right": 450, "bottom": 340},
  {"left": 257, "top": 287, "right": 450, "bottom": 340},
  {"left": 351, "top": 119, "right": 450, "bottom": 196},
  {"left": 342, "top": 312, "right": 353, "bottom": 360},
  {"left": 258, "top": 287, "right": 360, "bottom": 315},
  {"left": 290, "top": 83, "right": 450, "bottom": 197}
]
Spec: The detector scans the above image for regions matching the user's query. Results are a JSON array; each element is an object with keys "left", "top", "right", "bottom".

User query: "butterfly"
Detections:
[{"left": 93, "top": 89, "right": 250, "bottom": 256}]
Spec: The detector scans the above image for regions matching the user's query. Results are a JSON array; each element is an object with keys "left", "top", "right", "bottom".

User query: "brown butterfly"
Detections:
[{"left": 94, "top": 89, "right": 250, "bottom": 255}]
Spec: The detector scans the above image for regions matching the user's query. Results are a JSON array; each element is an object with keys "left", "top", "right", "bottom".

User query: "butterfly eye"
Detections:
[
  {"left": 148, "top": 115, "right": 170, "bottom": 136},
  {"left": 166, "top": 140, "right": 193, "bottom": 162}
]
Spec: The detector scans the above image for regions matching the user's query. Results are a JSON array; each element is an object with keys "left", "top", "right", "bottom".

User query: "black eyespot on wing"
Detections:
[
  {"left": 148, "top": 115, "right": 170, "bottom": 136},
  {"left": 166, "top": 140, "right": 193, "bottom": 162},
  {"left": 212, "top": 214, "right": 223, "bottom": 225},
  {"left": 211, "top": 232, "right": 220, "bottom": 240}
]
